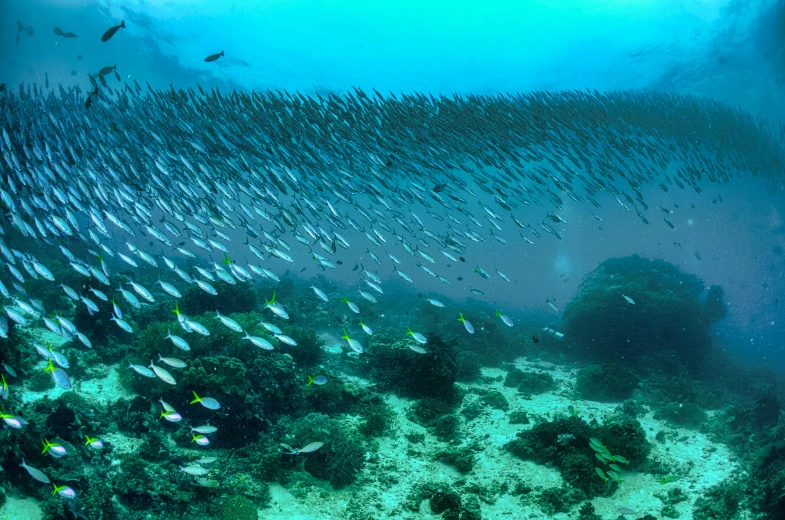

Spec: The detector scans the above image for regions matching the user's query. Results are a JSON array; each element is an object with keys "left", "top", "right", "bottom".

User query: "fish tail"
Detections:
[
  {"left": 120, "top": 20, "right": 125, "bottom": 28},
  {"left": 190, "top": 391, "right": 200, "bottom": 404}
]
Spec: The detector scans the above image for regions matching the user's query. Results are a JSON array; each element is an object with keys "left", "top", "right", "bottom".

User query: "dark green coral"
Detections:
[
  {"left": 576, "top": 364, "right": 639, "bottom": 402},
  {"left": 562, "top": 255, "right": 724, "bottom": 367}
]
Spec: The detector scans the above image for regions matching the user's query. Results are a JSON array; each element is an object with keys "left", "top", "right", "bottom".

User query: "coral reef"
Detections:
[
  {"left": 506, "top": 413, "right": 649, "bottom": 498},
  {"left": 221, "top": 494, "right": 258, "bottom": 520},
  {"left": 503, "top": 367, "right": 555, "bottom": 395},
  {"left": 692, "top": 480, "right": 743, "bottom": 520},
  {"left": 654, "top": 402, "right": 708, "bottom": 429},
  {"left": 369, "top": 333, "right": 459, "bottom": 399},
  {"left": 289, "top": 413, "right": 367, "bottom": 488},
  {"left": 435, "top": 446, "right": 476, "bottom": 474},
  {"left": 575, "top": 364, "right": 639, "bottom": 402},
  {"left": 562, "top": 255, "right": 725, "bottom": 367}
]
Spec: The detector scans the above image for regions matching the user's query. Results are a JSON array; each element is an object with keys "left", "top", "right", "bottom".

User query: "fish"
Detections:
[
  {"left": 101, "top": 20, "right": 125, "bottom": 42},
  {"left": 275, "top": 334, "right": 297, "bottom": 346},
  {"left": 149, "top": 361, "right": 177, "bottom": 385},
  {"left": 311, "top": 285, "right": 329, "bottom": 302},
  {"left": 85, "top": 435, "right": 104, "bottom": 450},
  {"left": 496, "top": 311, "right": 514, "bottom": 327},
  {"left": 341, "top": 330, "right": 363, "bottom": 354},
  {"left": 0, "top": 359, "right": 16, "bottom": 378},
  {"left": 20, "top": 459, "right": 50, "bottom": 483},
  {"left": 179, "top": 466, "right": 209, "bottom": 476},
  {"left": 111, "top": 317, "right": 134, "bottom": 333},
  {"left": 359, "top": 321, "right": 373, "bottom": 336},
  {"left": 243, "top": 333, "right": 274, "bottom": 350},
  {"left": 342, "top": 298, "right": 360, "bottom": 314},
  {"left": 458, "top": 313, "right": 474, "bottom": 334},
  {"left": 191, "top": 425, "right": 218, "bottom": 434},
  {"left": 190, "top": 391, "right": 221, "bottom": 410},
  {"left": 157, "top": 354, "right": 187, "bottom": 369},
  {"left": 406, "top": 327, "right": 427, "bottom": 344},
  {"left": 407, "top": 344, "right": 428, "bottom": 354},
  {"left": 204, "top": 51, "right": 225, "bottom": 62},
  {"left": 166, "top": 329, "right": 191, "bottom": 351},
  {"left": 307, "top": 374, "right": 328, "bottom": 386},
  {"left": 42, "top": 439, "right": 67, "bottom": 457},
  {"left": 281, "top": 441, "right": 324, "bottom": 455},
  {"left": 192, "top": 434, "right": 210, "bottom": 446},
  {"left": 214, "top": 310, "right": 244, "bottom": 333},
  {"left": 53, "top": 483, "right": 77, "bottom": 498},
  {"left": 621, "top": 294, "right": 636, "bottom": 305},
  {"left": 44, "top": 360, "right": 71, "bottom": 389}
]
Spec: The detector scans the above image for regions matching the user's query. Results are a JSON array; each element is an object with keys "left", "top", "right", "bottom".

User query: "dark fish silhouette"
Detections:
[
  {"left": 85, "top": 87, "right": 98, "bottom": 109},
  {"left": 98, "top": 65, "right": 116, "bottom": 77},
  {"left": 204, "top": 51, "right": 224, "bottom": 63},
  {"left": 101, "top": 20, "right": 125, "bottom": 42},
  {"left": 53, "top": 27, "right": 77, "bottom": 38}
]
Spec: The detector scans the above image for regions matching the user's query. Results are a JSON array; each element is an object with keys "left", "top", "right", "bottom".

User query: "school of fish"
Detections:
[{"left": 1, "top": 16, "right": 784, "bottom": 500}]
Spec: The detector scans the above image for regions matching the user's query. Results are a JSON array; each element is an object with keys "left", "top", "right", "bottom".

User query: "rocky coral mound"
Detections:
[{"left": 562, "top": 255, "right": 726, "bottom": 367}]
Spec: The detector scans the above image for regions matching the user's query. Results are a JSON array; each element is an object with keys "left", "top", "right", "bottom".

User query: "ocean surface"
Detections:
[{"left": 1, "top": 1, "right": 785, "bottom": 519}]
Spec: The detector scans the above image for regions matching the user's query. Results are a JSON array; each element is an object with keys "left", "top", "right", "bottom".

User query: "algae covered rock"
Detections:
[
  {"left": 692, "top": 480, "right": 742, "bottom": 520},
  {"left": 182, "top": 355, "right": 248, "bottom": 396},
  {"left": 597, "top": 413, "right": 650, "bottom": 467},
  {"left": 435, "top": 446, "right": 476, "bottom": 473},
  {"left": 575, "top": 364, "right": 638, "bottom": 402},
  {"left": 654, "top": 401, "right": 707, "bottom": 429},
  {"left": 289, "top": 412, "right": 367, "bottom": 488},
  {"left": 506, "top": 413, "right": 649, "bottom": 498},
  {"left": 370, "top": 332, "right": 458, "bottom": 398},
  {"left": 504, "top": 367, "right": 555, "bottom": 395},
  {"left": 562, "top": 255, "right": 723, "bottom": 366},
  {"left": 221, "top": 494, "right": 258, "bottom": 520},
  {"left": 481, "top": 389, "right": 510, "bottom": 410}
]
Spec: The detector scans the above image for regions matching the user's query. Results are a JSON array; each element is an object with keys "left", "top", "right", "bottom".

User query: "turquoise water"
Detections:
[{"left": 1, "top": 2, "right": 785, "bottom": 519}]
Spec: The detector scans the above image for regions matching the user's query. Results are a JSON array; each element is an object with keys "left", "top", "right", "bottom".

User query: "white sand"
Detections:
[
  {"left": 0, "top": 495, "right": 43, "bottom": 520},
  {"left": 260, "top": 357, "right": 743, "bottom": 519},
  {"left": 16, "top": 351, "right": 743, "bottom": 519}
]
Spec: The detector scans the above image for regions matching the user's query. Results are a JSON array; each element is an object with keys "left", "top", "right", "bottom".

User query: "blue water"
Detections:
[
  {"left": 3, "top": 2, "right": 785, "bottom": 519},
  {"left": 2, "top": 0, "right": 784, "bottom": 363}
]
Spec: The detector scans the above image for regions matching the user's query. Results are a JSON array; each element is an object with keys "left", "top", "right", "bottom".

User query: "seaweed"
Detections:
[{"left": 505, "top": 413, "right": 649, "bottom": 498}]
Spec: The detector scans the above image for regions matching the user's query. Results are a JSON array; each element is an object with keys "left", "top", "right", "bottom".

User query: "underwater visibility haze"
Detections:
[{"left": 4, "top": 0, "right": 785, "bottom": 519}]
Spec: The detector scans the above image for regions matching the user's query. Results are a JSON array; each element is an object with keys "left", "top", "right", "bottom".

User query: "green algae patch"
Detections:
[{"left": 221, "top": 494, "right": 258, "bottom": 520}]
